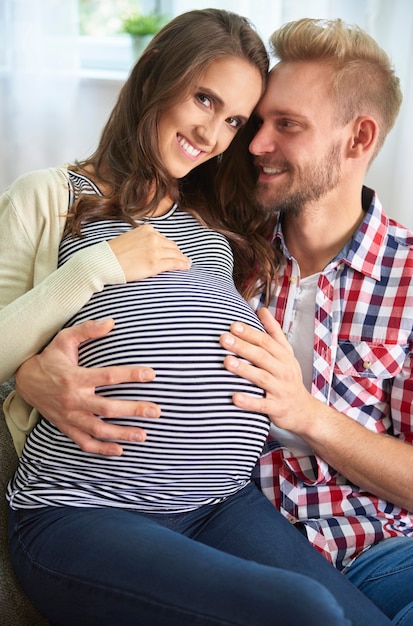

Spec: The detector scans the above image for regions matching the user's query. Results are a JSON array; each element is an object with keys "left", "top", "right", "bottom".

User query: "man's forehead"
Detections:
[
  {"left": 257, "top": 61, "right": 333, "bottom": 116},
  {"left": 269, "top": 60, "right": 332, "bottom": 90}
]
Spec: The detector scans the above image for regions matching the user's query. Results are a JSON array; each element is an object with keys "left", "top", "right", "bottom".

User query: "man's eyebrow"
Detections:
[
  {"left": 255, "top": 108, "right": 313, "bottom": 127},
  {"left": 260, "top": 108, "right": 306, "bottom": 118}
]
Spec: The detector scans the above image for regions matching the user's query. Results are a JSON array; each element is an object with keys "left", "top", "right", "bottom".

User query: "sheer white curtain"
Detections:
[
  {"left": 364, "top": 0, "right": 413, "bottom": 228},
  {"left": 0, "top": 0, "right": 121, "bottom": 192},
  {"left": 0, "top": 0, "right": 81, "bottom": 188},
  {"left": 1, "top": 0, "right": 412, "bottom": 226}
]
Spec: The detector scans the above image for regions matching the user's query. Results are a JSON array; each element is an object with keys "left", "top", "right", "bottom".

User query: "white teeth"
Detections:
[
  {"left": 263, "top": 167, "right": 283, "bottom": 175},
  {"left": 178, "top": 135, "right": 201, "bottom": 157}
]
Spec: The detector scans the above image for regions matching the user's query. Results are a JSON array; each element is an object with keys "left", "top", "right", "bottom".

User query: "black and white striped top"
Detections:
[{"left": 8, "top": 176, "right": 269, "bottom": 512}]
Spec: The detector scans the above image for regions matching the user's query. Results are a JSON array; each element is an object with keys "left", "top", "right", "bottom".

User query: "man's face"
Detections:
[{"left": 249, "top": 61, "right": 345, "bottom": 216}]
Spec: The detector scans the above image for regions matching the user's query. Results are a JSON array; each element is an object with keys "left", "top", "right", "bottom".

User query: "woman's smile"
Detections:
[
  {"left": 157, "top": 56, "right": 262, "bottom": 179},
  {"left": 176, "top": 133, "right": 203, "bottom": 160}
]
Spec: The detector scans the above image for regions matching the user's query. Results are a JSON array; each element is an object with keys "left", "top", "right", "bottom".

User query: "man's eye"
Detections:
[{"left": 278, "top": 119, "right": 298, "bottom": 130}]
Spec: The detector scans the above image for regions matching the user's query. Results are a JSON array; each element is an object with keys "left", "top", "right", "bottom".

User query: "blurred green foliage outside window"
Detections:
[{"left": 79, "top": 0, "right": 143, "bottom": 36}]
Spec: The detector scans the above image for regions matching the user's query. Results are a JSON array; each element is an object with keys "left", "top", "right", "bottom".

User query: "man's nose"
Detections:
[{"left": 249, "top": 123, "right": 276, "bottom": 155}]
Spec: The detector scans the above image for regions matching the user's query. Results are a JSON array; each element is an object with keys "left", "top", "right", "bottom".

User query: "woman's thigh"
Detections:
[
  {"left": 9, "top": 503, "right": 347, "bottom": 626},
  {"left": 344, "top": 536, "right": 413, "bottom": 622}
]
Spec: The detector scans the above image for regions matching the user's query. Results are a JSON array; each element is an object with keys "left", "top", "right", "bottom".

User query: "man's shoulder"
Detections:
[
  {"left": 366, "top": 192, "right": 413, "bottom": 256},
  {"left": 386, "top": 217, "right": 413, "bottom": 250}
]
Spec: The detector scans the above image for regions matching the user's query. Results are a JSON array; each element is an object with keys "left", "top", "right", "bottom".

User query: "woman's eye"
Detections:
[
  {"left": 197, "top": 93, "right": 212, "bottom": 107},
  {"left": 227, "top": 117, "right": 242, "bottom": 129}
]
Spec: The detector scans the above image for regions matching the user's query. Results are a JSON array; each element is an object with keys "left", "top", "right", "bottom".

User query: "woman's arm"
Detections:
[
  {"left": 0, "top": 168, "right": 191, "bottom": 382},
  {"left": 0, "top": 168, "right": 190, "bottom": 454},
  {"left": 0, "top": 169, "right": 125, "bottom": 381}
]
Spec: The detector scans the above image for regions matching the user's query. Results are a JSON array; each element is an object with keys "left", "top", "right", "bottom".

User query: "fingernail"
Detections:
[
  {"left": 144, "top": 407, "right": 158, "bottom": 418},
  {"left": 227, "top": 356, "right": 239, "bottom": 369},
  {"left": 141, "top": 368, "right": 154, "bottom": 381},
  {"left": 132, "top": 432, "right": 145, "bottom": 442},
  {"left": 223, "top": 334, "right": 235, "bottom": 346},
  {"left": 233, "top": 323, "right": 244, "bottom": 333},
  {"left": 235, "top": 393, "right": 246, "bottom": 406}
]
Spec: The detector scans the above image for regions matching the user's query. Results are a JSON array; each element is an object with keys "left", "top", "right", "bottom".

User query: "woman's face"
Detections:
[{"left": 157, "top": 56, "right": 263, "bottom": 179}]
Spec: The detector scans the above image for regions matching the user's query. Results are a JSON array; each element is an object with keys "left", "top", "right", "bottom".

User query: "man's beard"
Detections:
[{"left": 254, "top": 142, "right": 342, "bottom": 218}]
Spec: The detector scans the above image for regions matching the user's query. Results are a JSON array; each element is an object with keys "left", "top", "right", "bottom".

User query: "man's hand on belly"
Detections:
[{"left": 15, "top": 318, "right": 161, "bottom": 456}]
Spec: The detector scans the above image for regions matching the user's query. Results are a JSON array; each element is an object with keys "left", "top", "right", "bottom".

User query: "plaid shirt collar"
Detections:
[{"left": 273, "top": 186, "right": 387, "bottom": 282}]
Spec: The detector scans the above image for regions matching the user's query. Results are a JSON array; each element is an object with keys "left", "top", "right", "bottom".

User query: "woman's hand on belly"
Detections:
[
  {"left": 16, "top": 318, "right": 161, "bottom": 456},
  {"left": 108, "top": 224, "right": 192, "bottom": 282}
]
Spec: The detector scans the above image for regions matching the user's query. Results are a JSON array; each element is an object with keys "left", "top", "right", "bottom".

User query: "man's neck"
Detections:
[{"left": 282, "top": 194, "right": 365, "bottom": 278}]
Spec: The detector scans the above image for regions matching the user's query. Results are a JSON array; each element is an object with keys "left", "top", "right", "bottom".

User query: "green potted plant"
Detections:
[{"left": 122, "top": 12, "right": 165, "bottom": 58}]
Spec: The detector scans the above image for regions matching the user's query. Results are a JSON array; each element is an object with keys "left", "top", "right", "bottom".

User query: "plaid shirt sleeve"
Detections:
[{"left": 253, "top": 189, "right": 413, "bottom": 571}]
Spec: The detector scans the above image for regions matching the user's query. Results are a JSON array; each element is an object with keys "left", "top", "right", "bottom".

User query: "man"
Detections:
[
  {"left": 11, "top": 17, "right": 413, "bottom": 623},
  {"left": 219, "top": 17, "right": 413, "bottom": 623}
]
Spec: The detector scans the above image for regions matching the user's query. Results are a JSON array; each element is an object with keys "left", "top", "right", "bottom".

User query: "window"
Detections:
[
  {"left": 78, "top": 0, "right": 170, "bottom": 76},
  {"left": 77, "top": 0, "right": 383, "bottom": 76},
  {"left": 79, "top": 0, "right": 143, "bottom": 36}
]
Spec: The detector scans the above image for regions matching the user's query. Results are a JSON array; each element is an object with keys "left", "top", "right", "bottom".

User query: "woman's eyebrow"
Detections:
[
  {"left": 195, "top": 85, "right": 224, "bottom": 107},
  {"left": 195, "top": 85, "right": 249, "bottom": 123}
]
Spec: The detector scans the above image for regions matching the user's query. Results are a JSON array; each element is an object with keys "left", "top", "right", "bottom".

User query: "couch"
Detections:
[{"left": 0, "top": 379, "right": 50, "bottom": 625}]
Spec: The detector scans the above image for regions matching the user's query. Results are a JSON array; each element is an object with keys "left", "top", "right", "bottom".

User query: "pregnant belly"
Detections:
[{"left": 67, "top": 267, "right": 269, "bottom": 472}]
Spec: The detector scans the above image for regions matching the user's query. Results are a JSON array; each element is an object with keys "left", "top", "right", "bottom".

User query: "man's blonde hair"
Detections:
[{"left": 270, "top": 18, "right": 402, "bottom": 158}]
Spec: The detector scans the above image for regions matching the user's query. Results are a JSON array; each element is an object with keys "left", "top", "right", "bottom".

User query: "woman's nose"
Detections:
[{"left": 196, "top": 119, "right": 220, "bottom": 147}]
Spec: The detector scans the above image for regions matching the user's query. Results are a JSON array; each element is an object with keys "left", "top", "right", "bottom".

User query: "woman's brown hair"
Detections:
[{"left": 67, "top": 8, "right": 278, "bottom": 303}]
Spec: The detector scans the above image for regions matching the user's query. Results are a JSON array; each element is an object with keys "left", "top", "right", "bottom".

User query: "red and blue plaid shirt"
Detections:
[{"left": 252, "top": 187, "right": 413, "bottom": 571}]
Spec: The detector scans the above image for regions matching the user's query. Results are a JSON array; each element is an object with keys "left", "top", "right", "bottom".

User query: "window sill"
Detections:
[
  {"left": 79, "top": 35, "right": 135, "bottom": 77},
  {"left": 79, "top": 68, "right": 127, "bottom": 82}
]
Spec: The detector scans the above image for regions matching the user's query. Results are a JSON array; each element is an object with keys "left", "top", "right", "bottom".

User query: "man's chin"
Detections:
[
  {"left": 254, "top": 188, "right": 285, "bottom": 215},
  {"left": 254, "top": 185, "right": 279, "bottom": 214},
  {"left": 255, "top": 192, "right": 303, "bottom": 218},
  {"left": 255, "top": 199, "right": 280, "bottom": 215}
]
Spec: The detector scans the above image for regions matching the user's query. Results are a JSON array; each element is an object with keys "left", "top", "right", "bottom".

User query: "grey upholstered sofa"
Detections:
[{"left": 0, "top": 379, "right": 49, "bottom": 625}]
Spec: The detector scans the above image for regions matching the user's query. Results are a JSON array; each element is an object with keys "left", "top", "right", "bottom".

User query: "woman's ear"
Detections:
[{"left": 347, "top": 116, "right": 378, "bottom": 159}]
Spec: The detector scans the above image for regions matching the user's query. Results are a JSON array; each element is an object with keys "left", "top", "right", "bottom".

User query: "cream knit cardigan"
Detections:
[{"left": 0, "top": 166, "right": 125, "bottom": 454}]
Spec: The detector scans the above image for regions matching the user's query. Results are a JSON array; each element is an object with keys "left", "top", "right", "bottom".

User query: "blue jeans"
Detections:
[
  {"left": 8, "top": 483, "right": 389, "bottom": 626},
  {"left": 344, "top": 536, "right": 413, "bottom": 625}
]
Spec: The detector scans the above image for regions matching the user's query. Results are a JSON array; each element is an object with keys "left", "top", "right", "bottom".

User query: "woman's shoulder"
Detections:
[
  {"left": 0, "top": 166, "right": 71, "bottom": 241},
  {"left": 1, "top": 165, "right": 71, "bottom": 226},
  {"left": 4, "top": 165, "right": 70, "bottom": 201}
]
